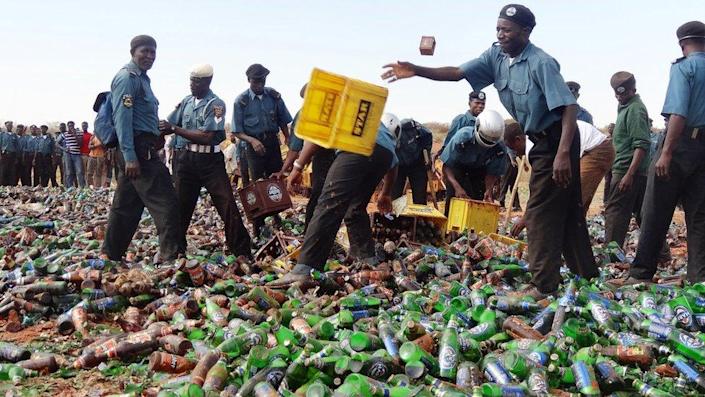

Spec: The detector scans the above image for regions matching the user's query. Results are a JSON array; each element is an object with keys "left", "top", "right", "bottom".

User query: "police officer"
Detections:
[
  {"left": 232, "top": 64, "right": 293, "bottom": 234},
  {"left": 382, "top": 3, "right": 597, "bottom": 298},
  {"left": 604, "top": 72, "right": 651, "bottom": 249},
  {"left": 51, "top": 124, "right": 65, "bottom": 187},
  {"left": 625, "top": 21, "right": 705, "bottom": 284},
  {"left": 0, "top": 122, "right": 19, "bottom": 186},
  {"left": 385, "top": 114, "right": 433, "bottom": 204},
  {"left": 566, "top": 81, "right": 594, "bottom": 124},
  {"left": 276, "top": 84, "right": 336, "bottom": 231},
  {"left": 269, "top": 123, "right": 399, "bottom": 287},
  {"left": 160, "top": 64, "right": 252, "bottom": 257},
  {"left": 440, "top": 110, "right": 508, "bottom": 212},
  {"left": 436, "top": 91, "right": 486, "bottom": 162},
  {"left": 34, "top": 125, "right": 54, "bottom": 187},
  {"left": 102, "top": 34, "right": 183, "bottom": 262},
  {"left": 17, "top": 124, "right": 34, "bottom": 186}
]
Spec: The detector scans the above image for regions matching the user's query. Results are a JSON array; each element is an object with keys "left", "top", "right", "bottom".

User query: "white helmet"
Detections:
[
  {"left": 381, "top": 113, "right": 401, "bottom": 139},
  {"left": 475, "top": 110, "right": 505, "bottom": 147}
]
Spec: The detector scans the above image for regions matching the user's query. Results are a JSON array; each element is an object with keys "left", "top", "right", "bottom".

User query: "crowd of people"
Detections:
[
  {"left": 0, "top": 120, "right": 117, "bottom": 188},
  {"left": 3, "top": 4, "right": 704, "bottom": 295}
]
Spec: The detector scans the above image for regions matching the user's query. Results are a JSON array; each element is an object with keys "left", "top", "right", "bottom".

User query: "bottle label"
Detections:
[
  {"left": 672, "top": 360, "right": 699, "bottom": 383},
  {"left": 528, "top": 351, "right": 548, "bottom": 366},
  {"left": 590, "top": 303, "right": 610, "bottom": 324},
  {"left": 368, "top": 361, "right": 389, "bottom": 379},
  {"left": 573, "top": 362, "right": 595, "bottom": 390},
  {"left": 641, "top": 296, "right": 657, "bottom": 309},
  {"left": 527, "top": 372, "right": 548, "bottom": 394},
  {"left": 469, "top": 323, "right": 489, "bottom": 336},
  {"left": 677, "top": 332, "right": 704, "bottom": 348},
  {"left": 646, "top": 322, "right": 672, "bottom": 341},
  {"left": 673, "top": 306, "right": 695, "bottom": 328},
  {"left": 484, "top": 362, "right": 511, "bottom": 384},
  {"left": 439, "top": 345, "right": 458, "bottom": 371}
]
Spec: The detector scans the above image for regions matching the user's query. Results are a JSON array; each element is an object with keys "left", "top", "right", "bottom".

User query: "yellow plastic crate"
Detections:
[
  {"left": 446, "top": 198, "right": 500, "bottom": 235},
  {"left": 295, "top": 68, "right": 388, "bottom": 156},
  {"left": 489, "top": 233, "right": 527, "bottom": 259}
]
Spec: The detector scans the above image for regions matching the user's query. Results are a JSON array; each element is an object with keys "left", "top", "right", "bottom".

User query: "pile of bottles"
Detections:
[{"left": 1, "top": 186, "right": 704, "bottom": 397}]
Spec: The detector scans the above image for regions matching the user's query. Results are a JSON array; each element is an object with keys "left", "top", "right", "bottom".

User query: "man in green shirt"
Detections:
[{"left": 604, "top": 72, "right": 651, "bottom": 247}]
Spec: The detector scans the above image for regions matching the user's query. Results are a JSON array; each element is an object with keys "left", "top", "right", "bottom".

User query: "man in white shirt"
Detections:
[{"left": 505, "top": 120, "right": 615, "bottom": 235}]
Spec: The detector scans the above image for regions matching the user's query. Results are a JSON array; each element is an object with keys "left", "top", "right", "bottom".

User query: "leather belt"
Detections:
[{"left": 186, "top": 144, "right": 221, "bottom": 153}]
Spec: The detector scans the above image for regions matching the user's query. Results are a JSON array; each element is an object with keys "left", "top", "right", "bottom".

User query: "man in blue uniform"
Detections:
[
  {"left": 0, "top": 123, "right": 19, "bottom": 186},
  {"left": 17, "top": 125, "right": 34, "bottom": 186},
  {"left": 160, "top": 64, "right": 252, "bottom": 258},
  {"left": 382, "top": 3, "right": 597, "bottom": 298},
  {"left": 388, "top": 115, "right": 433, "bottom": 204},
  {"left": 441, "top": 110, "right": 508, "bottom": 214},
  {"left": 102, "top": 35, "right": 183, "bottom": 262},
  {"left": 566, "top": 81, "right": 594, "bottom": 124},
  {"left": 0, "top": 121, "right": 11, "bottom": 182},
  {"left": 34, "top": 125, "right": 54, "bottom": 187},
  {"left": 232, "top": 64, "right": 292, "bottom": 234},
  {"left": 436, "top": 91, "right": 486, "bottom": 162},
  {"left": 625, "top": 21, "right": 705, "bottom": 284},
  {"left": 268, "top": 124, "right": 399, "bottom": 287}
]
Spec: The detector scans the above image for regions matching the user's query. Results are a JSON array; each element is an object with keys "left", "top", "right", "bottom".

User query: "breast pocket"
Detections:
[
  {"left": 244, "top": 115, "right": 259, "bottom": 128},
  {"left": 183, "top": 113, "right": 192, "bottom": 129},
  {"left": 508, "top": 67, "right": 530, "bottom": 115}
]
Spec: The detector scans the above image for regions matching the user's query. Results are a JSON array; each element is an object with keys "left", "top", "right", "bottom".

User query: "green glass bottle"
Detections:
[{"left": 438, "top": 315, "right": 460, "bottom": 379}]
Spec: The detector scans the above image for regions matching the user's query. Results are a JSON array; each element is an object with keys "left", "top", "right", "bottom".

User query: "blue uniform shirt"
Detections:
[
  {"left": 662, "top": 52, "right": 705, "bottom": 127},
  {"left": 440, "top": 126, "right": 508, "bottom": 176},
  {"left": 577, "top": 106, "right": 594, "bottom": 125},
  {"left": 111, "top": 61, "right": 160, "bottom": 162},
  {"left": 444, "top": 111, "right": 477, "bottom": 148},
  {"left": 232, "top": 88, "right": 292, "bottom": 138},
  {"left": 375, "top": 125, "right": 399, "bottom": 169},
  {"left": 167, "top": 89, "right": 227, "bottom": 148},
  {"left": 19, "top": 135, "right": 35, "bottom": 153},
  {"left": 396, "top": 119, "right": 433, "bottom": 167},
  {"left": 459, "top": 43, "right": 577, "bottom": 136},
  {"left": 35, "top": 135, "right": 54, "bottom": 155},
  {"left": 0, "top": 132, "right": 19, "bottom": 153},
  {"left": 288, "top": 110, "right": 304, "bottom": 152}
]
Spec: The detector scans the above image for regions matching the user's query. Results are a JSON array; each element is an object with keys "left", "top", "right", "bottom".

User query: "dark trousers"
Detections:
[
  {"left": 604, "top": 173, "right": 647, "bottom": 247},
  {"left": 244, "top": 134, "right": 284, "bottom": 232},
  {"left": 102, "top": 135, "right": 184, "bottom": 261},
  {"left": 603, "top": 171, "right": 613, "bottom": 205},
  {"left": 50, "top": 155, "right": 62, "bottom": 187},
  {"left": 18, "top": 153, "right": 33, "bottom": 186},
  {"left": 173, "top": 150, "right": 252, "bottom": 257},
  {"left": 499, "top": 161, "right": 521, "bottom": 210},
  {"left": 444, "top": 166, "right": 486, "bottom": 216},
  {"left": 0, "top": 152, "right": 17, "bottom": 186},
  {"left": 524, "top": 123, "right": 597, "bottom": 293},
  {"left": 298, "top": 145, "right": 393, "bottom": 270},
  {"left": 631, "top": 131, "right": 705, "bottom": 282},
  {"left": 391, "top": 159, "right": 428, "bottom": 205},
  {"left": 33, "top": 153, "right": 51, "bottom": 187},
  {"left": 304, "top": 149, "right": 336, "bottom": 231}
]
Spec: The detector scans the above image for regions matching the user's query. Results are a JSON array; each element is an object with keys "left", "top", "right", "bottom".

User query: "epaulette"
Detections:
[
  {"left": 238, "top": 92, "right": 249, "bottom": 108},
  {"left": 672, "top": 57, "right": 686, "bottom": 64},
  {"left": 266, "top": 87, "right": 281, "bottom": 99}
]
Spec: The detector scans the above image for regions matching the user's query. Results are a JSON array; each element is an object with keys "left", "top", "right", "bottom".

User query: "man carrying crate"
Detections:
[{"left": 382, "top": 3, "right": 598, "bottom": 299}]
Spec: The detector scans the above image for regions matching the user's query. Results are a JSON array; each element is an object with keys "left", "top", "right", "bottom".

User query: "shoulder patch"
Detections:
[
  {"left": 122, "top": 94, "right": 134, "bottom": 108},
  {"left": 672, "top": 56, "right": 685, "bottom": 64},
  {"left": 174, "top": 102, "right": 182, "bottom": 110},
  {"left": 213, "top": 105, "right": 225, "bottom": 118}
]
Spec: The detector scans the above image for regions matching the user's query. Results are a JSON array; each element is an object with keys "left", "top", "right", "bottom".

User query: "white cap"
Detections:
[
  {"left": 190, "top": 64, "right": 214, "bottom": 78},
  {"left": 475, "top": 110, "right": 505, "bottom": 147}
]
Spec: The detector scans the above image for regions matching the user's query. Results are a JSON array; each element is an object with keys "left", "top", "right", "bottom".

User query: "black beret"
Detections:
[
  {"left": 499, "top": 4, "right": 536, "bottom": 29},
  {"left": 610, "top": 71, "right": 636, "bottom": 93},
  {"left": 130, "top": 35, "right": 157, "bottom": 53},
  {"left": 677, "top": 21, "right": 705, "bottom": 41},
  {"left": 566, "top": 81, "right": 581, "bottom": 92},
  {"left": 469, "top": 91, "right": 486, "bottom": 101},
  {"left": 246, "top": 64, "right": 270, "bottom": 80}
]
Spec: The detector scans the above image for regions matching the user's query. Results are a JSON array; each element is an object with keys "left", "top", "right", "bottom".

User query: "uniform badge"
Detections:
[
  {"left": 213, "top": 106, "right": 224, "bottom": 118},
  {"left": 478, "top": 92, "right": 486, "bottom": 100},
  {"left": 506, "top": 6, "right": 517, "bottom": 16},
  {"left": 616, "top": 87, "right": 626, "bottom": 94},
  {"left": 122, "top": 94, "right": 134, "bottom": 108}
]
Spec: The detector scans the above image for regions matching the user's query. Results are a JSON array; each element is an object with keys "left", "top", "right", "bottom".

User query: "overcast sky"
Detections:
[{"left": 1, "top": 0, "right": 701, "bottom": 130}]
